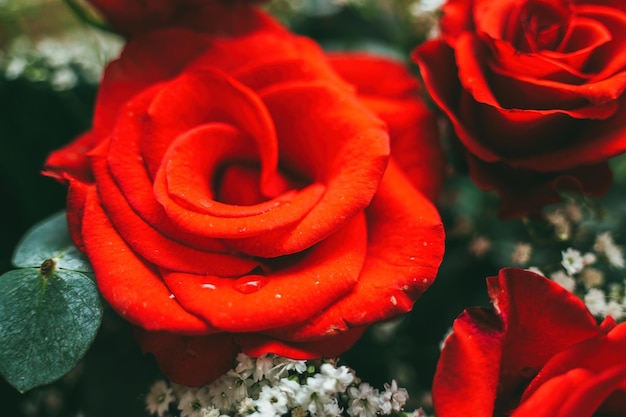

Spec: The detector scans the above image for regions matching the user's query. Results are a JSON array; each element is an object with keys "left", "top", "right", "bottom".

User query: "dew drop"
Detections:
[
  {"left": 390, "top": 296, "right": 397, "bottom": 306},
  {"left": 169, "top": 293, "right": 176, "bottom": 299},
  {"left": 275, "top": 293, "right": 282, "bottom": 299},
  {"left": 202, "top": 283, "right": 217, "bottom": 290},
  {"left": 233, "top": 275, "right": 268, "bottom": 294}
]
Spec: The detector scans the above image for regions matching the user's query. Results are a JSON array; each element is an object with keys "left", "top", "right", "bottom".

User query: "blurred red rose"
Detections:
[
  {"left": 44, "top": 15, "right": 445, "bottom": 385},
  {"left": 433, "top": 268, "right": 626, "bottom": 416},
  {"left": 413, "top": 0, "right": 626, "bottom": 217},
  {"left": 84, "top": 0, "right": 271, "bottom": 36}
]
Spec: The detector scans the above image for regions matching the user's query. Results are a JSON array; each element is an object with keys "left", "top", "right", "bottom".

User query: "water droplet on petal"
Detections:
[
  {"left": 233, "top": 275, "right": 268, "bottom": 294},
  {"left": 202, "top": 283, "right": 217, "bottom": 290}
]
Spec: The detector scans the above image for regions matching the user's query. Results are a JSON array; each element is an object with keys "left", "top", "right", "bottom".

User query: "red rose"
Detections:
[
  {"left": 412, "top": 0, "right": 626, "bottom": 217},
  {"left": 84, "top": 0, "right": 272, "bottom": 36},
  {"left": 433, "top": 268, "right": 626, "bottom": 416},
  {"left": 44, "top": 17, "right": 445, "bottom": 385}
]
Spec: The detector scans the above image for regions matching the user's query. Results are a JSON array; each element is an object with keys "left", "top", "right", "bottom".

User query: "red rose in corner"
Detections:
[
  {"left": 44, "top": 15, "right": 445, "bottom": 385},
  {"left": 413, "top": 0, "right": 626, "bottom": 217},
  {"left": 433, "top": 268, "right": 626, "bottom": 417}
]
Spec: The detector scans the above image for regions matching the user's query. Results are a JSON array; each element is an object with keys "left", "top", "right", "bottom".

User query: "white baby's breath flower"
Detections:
[
  {"left": 561, "top": 248, "right": 585, "bottom": 275},
  {"left": 307, "top": 364, "right": 354, "bottom": 395},
  {"left": 272, "top": 357, "right": 307, "bottom": 379},
  {"left": 321, "top": 364, "right": 354, "bottom": 391},
  {"left": 275, "top": 378, "right": 304, "bottom": 408},
  {"left": 256, "top": 385, "right": 289, "bottom": 417},
  {"left": 583, "top": 252, "right": 597, "bottom": 266},
  {"left": 606, "top": 246, "right": 625, "bottom": 268},
  {"left": 408, "top": 409, "right": 428, "bottom": 417},
  {"left": 254, "top": 355, "right": 276, "bottom": 382},
  {"left": 210, "top": 371, "right": 249, "bottom": 412},
  {"left": 145, "top": 380, "right": 175, "bottom": 417},
  {"left": 605, "top": 301, "right": 624, "bottom": 320},
  {"left": 580, "top": 268, "right": 604, "bottom": 289},
  {"left": 235, "top": 353, "right": 256, "bottom": 379},
  {"left": 321, "top": 399, "right": 343, "bottom": 417},
  {"left": 237, "top": 397, "right": 257, "bottom": 416},
  {"left": 550, "top": 270, "right": 576, "bottom": 292},
  {"left": 295, "top": 385, "right": 329, "bottom": 416},
  {"left": 584, "top": 288, "right": 608, "bottom": 317},
  {"left": 511, "top": 242, "right": 532, "bottom": 265},
  {"left": 468, "top": 236, "right": 491, "bottom": 257},
  {"left": 546, "top": 209, "right": 570, "bottom": 239},
  {"left": 594, "top": 232, "right": 625, "bottom": 268},
  {"left": 178, "top": 388, "right": 211, "bottom": 417},
  {"left": 347, "top": 383, "right": 381, "bottom": 417},
  {"left": 380, "top": 380, "right": 408, "bottom": 414},
  {"left": 199, "top": 407, "right": 221, "bottom": 417}
]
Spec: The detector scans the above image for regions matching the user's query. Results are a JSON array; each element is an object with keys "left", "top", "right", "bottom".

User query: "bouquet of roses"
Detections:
[{"left": 1, "top": 0, "right": 626, "bottom": 416}]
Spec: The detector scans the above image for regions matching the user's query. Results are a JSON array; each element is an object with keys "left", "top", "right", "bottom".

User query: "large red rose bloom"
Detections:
[{"left": 44, "top": 12, "right": 445, "bottom": 385}]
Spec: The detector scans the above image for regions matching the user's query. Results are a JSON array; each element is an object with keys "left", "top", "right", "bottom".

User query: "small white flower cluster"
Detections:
[
  {"left": 1, "top": 29, "right": 122, "bottom": 90},
  {"left": 146, "top": 354, "right": 418, "bottom": 417},
  {"left": 528, "top": 228, "right": 626, "bottom": 321}
]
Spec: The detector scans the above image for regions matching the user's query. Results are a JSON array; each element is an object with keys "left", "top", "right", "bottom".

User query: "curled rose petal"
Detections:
[{"left": 433, "top": 268, "right": 603, "bottom": 417}]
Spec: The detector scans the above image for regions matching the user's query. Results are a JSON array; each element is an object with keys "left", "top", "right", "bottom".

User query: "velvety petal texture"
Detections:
[
  {"left": 433, "top": 268, "right": 626, "bottom": 417},
  {"left": 413, "top": 0, "right": 626, "bottom": 217},
  {"left": 44, "top": 11, "right": 445, "bottom": 385}
]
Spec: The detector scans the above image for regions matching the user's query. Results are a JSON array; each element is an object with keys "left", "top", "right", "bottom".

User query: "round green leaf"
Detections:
[
  {"left": 0, "top": 267, "right": 103, "bottom": 392},
  {"left": 12, "top": 211, "right": 92, "bottom": 272}
]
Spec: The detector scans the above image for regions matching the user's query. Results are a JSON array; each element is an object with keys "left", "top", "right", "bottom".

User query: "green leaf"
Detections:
[
  {"left": 12, "top": 211, "right": 92, "bottom": 272},
  {"left": 0, "top": 267, "right": 102, "bottom": 392}
]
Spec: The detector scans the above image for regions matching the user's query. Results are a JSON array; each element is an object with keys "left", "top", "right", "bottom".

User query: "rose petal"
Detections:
[
  {"left": 142, "top": 69, "right": 280, "bottom": 187},
  {"left": 510, "top": 99, "right": 626, "bottom": 171},
  {"left": 81, "top": 187, "right": 212, "bottom": 333},
  {"left": 440, "top": 0, "right": 475, "bottom": 45},
  {"left": 92, "top": 139, "right": 261, "bottom": 276},
  {"left": 162, "top": 213, "right": 368, "bottom": 333},
  {"left": 94, "top": 29, "right": 212, "bottom": 139},
  {"left": 326, "top": 53, "right": 446, "bottom": 201},
  {"left": 487, "top": 62, "right": 620, "bottom": 116},
  {"left": 135, "top": 329, "right": 238, "bottom": 387},
  {"left": 262, "top": 162, "right": 444, "bottom": 340},
  {"left": 155, "top": 123, "right": 316, "bottom": 223},
  {"left": 433, "top": 307, "right": 504, "bottom": 417},
  {"left": 521, "top": 323, "right": 626, "bottom": 409},
  {"left": 43, "top": 132, "right": 95, "bottom": 184},
  {"left": 227, "top": 81, "right": 390, "bottom": 257},
  {"left": 511, "top": 365, "right": 626, "bottom": 417},
  {"left": 578, "top": 5, "right": 626, "bottom": 80},
  {"left": 466, "top": 154, "right": 613, "bottom": 218},
  {"left": 413, "top": 39, "right": 501, "bottom": 162},
  {"left": 433, "top": 269, "right": 603, "bottom": 417}
]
